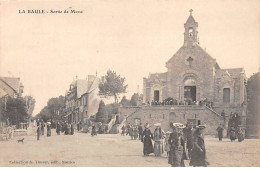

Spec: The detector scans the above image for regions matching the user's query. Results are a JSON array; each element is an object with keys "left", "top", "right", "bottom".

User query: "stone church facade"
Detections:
[
  {"left": 114, "top": 11, "right": 247, "bottom": 135},
  {"left": 143, "top": 11, "right": 247, "bottom": 107}
]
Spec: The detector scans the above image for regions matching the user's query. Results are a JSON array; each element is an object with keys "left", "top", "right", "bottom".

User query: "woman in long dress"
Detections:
[
  {"left": 153, "top": 124, "right": 164, "bottom": 157},
  {"left": 164, "top": 131, "right": 171, "bottom": 156},
  {"left": 189, "top": 125, "right": 209, "bottom": 167},
  {"left": 216, "top": 125, "right": 224, "bottom": 141},
  {"left": 91, "top": 125, "right": 96, "bottom": 136},
  {"left": 168, "top": 123, "right": 186, "bottom": 167},
  {"left": 129, "top": 126, "right": 134, "bottom": 140},
  {"left": 141, "top": 124, "right": 154, "bottom": 156},
  {"left": 133, "top": 126, "right": 139, "bottom": 140},
  {"left": 71, "top": 123, "right": 74, "bottom": 135},
  {"left": 237, "top": 126, "right": 244, "bottom": 142},
  {"left": 56, "top": 122, "right": 61, "bottom": 135},
  {"left": 230, "top": 126, "right": 236, "bottom": 142},
  {"left": 47, "top": 122, "right": 51, "bottom": 137}
]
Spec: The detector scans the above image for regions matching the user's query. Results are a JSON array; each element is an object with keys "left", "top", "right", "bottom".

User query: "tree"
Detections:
[
  {"left": 35, "top": 106, "right": 51, "bottom": 122},
  {"left": 130, "top": 93, "right": 140, "bottom": 106},
  {"left": 34, "top": 95, "right": 65, "bottom": 122},
  {"left": 24, "top": 95, "right": 36, "bottom": 122},
  {"left": 99, "top": 70, "right": 128, "bottom": 103},
  {"left": 47, "top": 96, "right": 65, "bottom": 119},
  {"left": 120, "top": 96, "right": 131, "bottom": 107},
  {"left": 96, "top": 100, "right": 108, "bottom": 123},
  {"left": 5, "top": 97, "right": 28, "bottom": 126}
]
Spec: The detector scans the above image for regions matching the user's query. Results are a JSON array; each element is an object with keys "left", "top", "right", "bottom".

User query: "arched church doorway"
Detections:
[
  {"left": 154, "top": 90, "right": 159, "bottom": 102},
  {"left": 183, "top": 77, "right": 196, "bottom": 102},
  {"left": 184, "top": 86, "right": 196, "bottom": 102},
  {"left": 223, "top": 88, "right": 230, "bottom": 104}
]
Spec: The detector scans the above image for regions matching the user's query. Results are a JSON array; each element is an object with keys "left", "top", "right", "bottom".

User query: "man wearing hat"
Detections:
[
  {"left": 189, "top": 125, "right": 209, "bottom": 167},
  {"left": 138, "top": 123, "right": 143, "bottom": 140}
]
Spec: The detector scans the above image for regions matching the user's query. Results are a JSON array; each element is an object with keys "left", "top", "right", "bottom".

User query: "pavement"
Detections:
[{"left": 0, "top": 128, "right": 260, "bottom": 167}]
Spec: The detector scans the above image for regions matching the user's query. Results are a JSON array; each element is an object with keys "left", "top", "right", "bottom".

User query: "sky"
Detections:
[{"left": 0, "top": 0, "right": 259, "bottom": 116}]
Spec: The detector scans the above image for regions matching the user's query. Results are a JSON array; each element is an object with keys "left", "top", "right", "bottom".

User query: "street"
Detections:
[{"left": 0, "top": 128, "right": 260, "bottom": 167}]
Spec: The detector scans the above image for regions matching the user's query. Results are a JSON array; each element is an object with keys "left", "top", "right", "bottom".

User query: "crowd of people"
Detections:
[
  {"left": 36, "top": 119, "right": 76, "bottom": 140},
  {"left": 121, "top": 123, "right": 143, "bottom": 140},
  {"left": 148, "top": 98, "right": 214, "bottom": 108},
  {"left": 35, "top": 112, "right": 244, "bottom": 167},
  {"left": 121, "top": 121, "right": 209, "bottom": 167},
  {"left": 227, "top": 112, "right": 244, "bottom": 142}
]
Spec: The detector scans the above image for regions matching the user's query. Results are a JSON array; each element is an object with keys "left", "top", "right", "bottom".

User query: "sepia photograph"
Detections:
[{"left": 0, "top": 0, "right": 260, "bottom": 167}]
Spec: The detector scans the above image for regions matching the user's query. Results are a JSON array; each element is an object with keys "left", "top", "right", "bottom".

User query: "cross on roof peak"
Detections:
[{"left": 189, "top": 9, "right": 193, "bottom": 15}]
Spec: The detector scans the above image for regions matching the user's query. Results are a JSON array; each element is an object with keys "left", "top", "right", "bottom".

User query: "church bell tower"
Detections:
[{"left": 184, "top": 9, "right": 199, "bottom": 46}]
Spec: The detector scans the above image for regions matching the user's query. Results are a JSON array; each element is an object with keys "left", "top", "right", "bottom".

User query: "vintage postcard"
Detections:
[{"left": 0, "top": 0, "right": 259, "bottom": 167}]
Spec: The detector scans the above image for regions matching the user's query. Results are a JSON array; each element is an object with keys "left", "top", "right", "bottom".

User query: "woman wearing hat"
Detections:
[
  {"left": 168, "top": 123, "right": 186, "bottom": 167},
  {"left": 141, "top": 124, "right": 154, "bottom": 156},
  {"left": 47, "top": 122, "right": 51, "bottom": 137},
  {"left": 153, "top": 123, "right": 164, "bottom": 157},
  {"left": 164, "top": 131, "right": 171, "bottom": 156},
  {"left": 189, "top": 125, "right": 209, "bottom": 167}
]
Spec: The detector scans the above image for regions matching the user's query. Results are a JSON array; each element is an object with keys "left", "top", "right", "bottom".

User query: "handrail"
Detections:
[
  {"left": 205, "top": 106, "right": 222, "bottom": 117},
  {"left": 107, "top": 114, "right": 116, "bottom": 132},
  {"left": 117, "top": 107, "right": 142, "bottom": 132}
]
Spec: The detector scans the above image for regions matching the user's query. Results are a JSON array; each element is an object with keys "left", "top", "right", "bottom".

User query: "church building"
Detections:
[
  {"left": 143, "top": 10, "right": 247, "bottom": 107},
  {"left": 115, "top": 10, "right": 247, "bottom": 135}
]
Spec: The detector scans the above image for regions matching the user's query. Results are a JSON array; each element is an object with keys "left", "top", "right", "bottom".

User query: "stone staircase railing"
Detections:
[
  {"left": 117, "top": 107, "right": 142, "bottom": 133},
  {"left": 205, "top": 106, "right": 222, "bottom": 117},
  {"left": 107, "top": 114, "right": 117, "bottom": 133},
  {"left": 117, "top": 117, "right": 127, "bottom": 133}
]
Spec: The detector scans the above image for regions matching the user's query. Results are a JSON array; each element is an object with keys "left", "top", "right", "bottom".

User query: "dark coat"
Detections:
[
  {"left": 37, "top": 126, "right": 41, "bottom": 134},
  {"left": 64, "top": 124, "right": 69, "bottom": 135},
  {"left": 230, "top": 127, "right": 236, "bottom": 141},
  {"left": 71, "top": 124, "right": 74, "bottom": 135},
  {"left": 91, "top": 126, "right": 97, "bottom": 136},
  {"left": 189, "top": 130, "right": 209, "bottom": 167},
  {"left": 56, "top": 124, "right": 61, "bottom": 134},
  {"left": 141, "top": 129, "right": 154, "bottom": 155},
  {"left": 138, "top": 125, "right": 143, "bottom": 134},
  {"left": 217, "top": 127, "right": 224, "bottom": 139},
  {"left": 47, "top": 124, "right": 51, "bottom": 136},
  {"left": 168, "top": 132, "right": 186, "bottom": 167},
  {"left": 186, "top": 128, "right": 194, "bottom": 150}
]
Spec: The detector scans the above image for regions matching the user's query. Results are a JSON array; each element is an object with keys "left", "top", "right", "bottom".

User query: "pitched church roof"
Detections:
[
  {"left": 185, "top": 14, "right": 196, "bottom": 24},
  {"left": 216, "top": 68, "right": 244, "bottom": 78},
  {"left": 148, "top": 72, "right": 167, "bottom": 82},
  {"left": 166, "top": 43, "right": 216, "bottom": 65},
  {"left": 185, "top": 9, "right": 197, "bottom": 26}
]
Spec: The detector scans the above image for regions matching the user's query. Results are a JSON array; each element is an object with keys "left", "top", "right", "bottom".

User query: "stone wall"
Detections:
[{"left": 119, "top": 105, "right": 224, "bottom": 135}]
